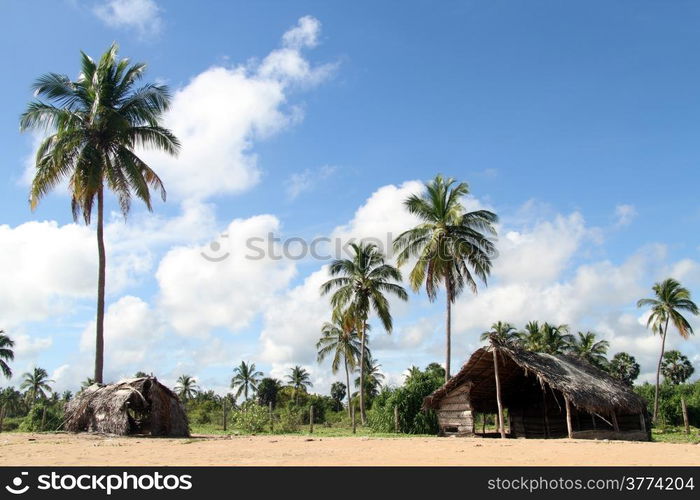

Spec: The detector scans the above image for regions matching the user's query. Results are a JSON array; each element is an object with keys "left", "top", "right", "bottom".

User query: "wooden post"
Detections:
[
  {"left": 222, "top": 399, "right": 227, "bottom": 431},
  {"left": 394, "top": 405, "right": 399, "bottom": 433},
  {"left": 309, "top": 405, "right": 314, "bottom": 434},
  {"left": 481, "top": 414, "right": 486, "bottom": 436},
  {"left": 40, "top": 406, "right": 46, "bottom": 431},
  {"left": 611, "top": 412, "right": 620, "bottom": 432},
  {"left": 591, "top": 414, "right": 597, "bottom": 430},
  {"left": 542, "top": 387, "right": 550, "bottom": 438},
  {"left": 639, "top": 412, "right": 646, "bottom": 434},
  {"left": 492, "top": 347, "right": 506, "bottom": 439},
  {"left": 565, "top": 397, "right": 573, "bottom": 439},
  {"left": 351, "top": 404, "right": 356, "bottom": 434},
  {"left": 681, "top": 397, "right": 690, "bottom": 435},
  {"left": 269, "top": 401, "right": 274, "bottom": 433},
  {"left": 0, "top": 405, "right": 5, "bottom": 433}
]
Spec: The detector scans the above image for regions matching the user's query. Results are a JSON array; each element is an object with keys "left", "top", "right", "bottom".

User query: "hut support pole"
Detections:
[
  {"left": 492, "top": 348, "right": 506, "bottom": 439},
  {"left": 591, "top": 414, "right": 597, "bottom": 430},
  {"left": 611, "top": 412, "right": 620, "bottom": 433},
  {"left": 541, "top": 387, "right": 550, "bottom": 439},
  {"left": 639, "top": 413, "right": 646, "bottom": 434},
  {"left": 565, "top": 397, "right": 573, "bottom": 439}
]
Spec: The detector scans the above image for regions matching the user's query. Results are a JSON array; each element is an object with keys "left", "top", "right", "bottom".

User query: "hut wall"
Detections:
[{"left": 436, "top": 385, "right": 474, "bottom": 436}]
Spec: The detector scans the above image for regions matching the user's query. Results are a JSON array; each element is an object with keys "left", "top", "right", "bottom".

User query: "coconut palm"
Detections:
[
  {"left": 608, "top": 352, "right": 640, "bottom": 386},
  {"left": 637, "top": 278, "right": 699, "bottom": 422},
  {"left": 20, "top": 43, "right": 180, "bottom": 384},
  {"left": 519, "top": 322, "right": 571, "bottom": 354},
  {"left": 320, "top": 242, "right": 407, "bottom": 424},
  {"left": 480, "top": 321, "right": 519, "bottom": 346},
  {"left": 175, "top": 375, "right": 199, "bottom": 402},
  {"left": 566, "top": 331, "right": 609, "bottom": 368},
  {"left": 20, "top": 367, "right": 53, "bottom": 405},
  {"left": 230, "top": 361, "right": 262, "bottom": 401},
  {"left": 81, "top": 377, "right": 96, "bottom": 390},
  {"left": 393, "top": 174, "right": 497, "bottom": 381},
  {"left": 0, "top": 331, "right": 15, "bottom": 379},
  {"left": 661, "top": 350, "right": 695, "bottom": 433},
  {"left": 317, "top": 308, "right": 363, "bottom": 418},
  {"left": 286, "top": 366, "right": 313, "bottom": 405},
  {"left": 354, "top": 354, "right": 384, "bottom": 400}
]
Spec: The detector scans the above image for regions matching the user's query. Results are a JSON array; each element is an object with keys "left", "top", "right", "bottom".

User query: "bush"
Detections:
[
  {"left": 19, "top": 402, "right": 63, "bottom": 432},
  {"left": 276, "top": 406, "right": 301, "bottom": 433},
  {"left": 634, "top": 381, "right": 700, "bottom": 428},
  {"left": 231, "top": 402, "right": 270, "bottom": 434}
]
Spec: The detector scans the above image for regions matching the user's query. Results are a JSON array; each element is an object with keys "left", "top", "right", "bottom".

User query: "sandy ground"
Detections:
[{"left": 0, "top": 433, "right": 698, "bottom": 466}]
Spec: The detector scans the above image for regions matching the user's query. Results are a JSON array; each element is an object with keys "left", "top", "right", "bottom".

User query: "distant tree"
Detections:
[
  {"left": 424, "top": 362, "right": 446, "bottom": 381},
  {"left": 80, "top": 377, "right": 96, "bottom": 390},
  {"left": 175, "top": 375, "right": 199, "bottom": 402},
  {"left": 637, "top": 278, "right": 698, "bottom": 422},
  {"left": 405, "top": 366, "right": 422, "bottom": 382},
  {"left": 0, "top": 387, "right": 26, "bottom": 417},
  {"left": 566, "top": 331, "right": 610, "bottom": 368},
  {"left": 134, "top": 371, "right": 150, "bottom": 378},
  {"left": 608, "top": 352, "right": 640, "bottom": 386},
  {"left": 330, "top": 382, "right": 347, "bottom": 412},
  {"left": 61, "top": 390, "right": 73, "bottom": 403},
  {"left": 480, "top": 321, "right": 519, "bottom": 346},
  {"left": 661, "top": 350, "right": 695, "bottom": 433},
  {"left": 519, "top": 322, "right": 571, "bottom": 354},
  {"left": 287, "top": 366, "right": 313, "bottom": 405},
  {"left": 354, "top": 355, "right": 384, "bottom": 401},
  {"left": 20, "top": 367, "right": 53, "bottom": 405},
  {"left": 257, "top": 378, "right": 282, "bottom": 408},
  {"left": 0, "top": 331, "right": 15, "bottom": 379},
  {"left": 230, "top": 361, "right": 262, "bottom": 401}
]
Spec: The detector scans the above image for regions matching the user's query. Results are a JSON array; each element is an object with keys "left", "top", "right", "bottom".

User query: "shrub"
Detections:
[
  {"left": 231, "top": 402, "right": 270, "bottom": 434},
  {"left": 276, "top": 406, "right": 301, "bottom": 433},
  {"left": 19, "top": 402, "right": 63, "bottom": 432}
]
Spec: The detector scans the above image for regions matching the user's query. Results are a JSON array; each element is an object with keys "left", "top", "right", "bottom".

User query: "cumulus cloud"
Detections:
[
  {"left": 93, "top": 0, "right": 163, "bottom": 37},
  {"left": 614, "top": 204, "right": 638, "bottom": 227},
  {"left": 141, "top": 16, "right": 334, "bottom": 202},
  {"left": 285, "top": 165, "right": 337, "bottom": 200}
]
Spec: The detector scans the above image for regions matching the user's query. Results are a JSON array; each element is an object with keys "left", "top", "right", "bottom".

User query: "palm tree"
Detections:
[
  {"left": 354, "top": 354, "right": 384, "bottom": 400},
  {"left": 317, "top": 308, "right": 363, "bottom": 418},
  {"left": 519, "top": 322, "right": 571, "bottom": 354},
  {"left": 566, "top": 331, "right": 609, "bottom": 368},
  {"left": 257, "top": 378, "right": 282, "bottom": 408},
  {"left": 480, "top": 321, "right": 519, "bottom": 346},
  {"left": 175, "top": 375, "right": 199, "bottom": 402},
  {"left": 330, "top": 382, "right": 347, "bottom": 412},
  {"left": 394, "top": 174, "right": 497, "bottom": 381},
  {"left": 661, "top": 350, "right": 695, "bottom": 433},
  {"left": 20, "top": 367, "right": 53, "bottom": 405},
  {"left": 637, "top": 278, "right": 699, "bottom": 422},
  {"left": 20, "top": 43, "right": 180, "bottom": 384},
  {"left": 608, "top": 352, "right": 640, "bottom": 386},
  {"left": 0, "top": 331, "right": 15, "bottom": 379},
  {"left": 230, "top": 361, "right": 262, "bottom": 401},
  {"left": 320, "top": 242, "right": 407, "bottom": 424},
  {"left": 81, "top": 377, "right": 96, "bottom": 390},
  {"left": 286, "top": 366, "right": 313, "bottom": 405}
]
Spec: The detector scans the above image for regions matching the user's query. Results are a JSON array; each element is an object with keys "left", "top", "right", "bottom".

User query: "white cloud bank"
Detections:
[{"left": 93, "top": 0, "right": 163, "bottom": 36}]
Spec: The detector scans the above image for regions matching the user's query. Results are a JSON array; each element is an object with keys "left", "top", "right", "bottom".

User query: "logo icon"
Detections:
[
  {"left": 5, "top": 472, "right": 29, "bottom": 495},
  {"left": 200, "top": 234, "right": 230, "bottom": 262}
]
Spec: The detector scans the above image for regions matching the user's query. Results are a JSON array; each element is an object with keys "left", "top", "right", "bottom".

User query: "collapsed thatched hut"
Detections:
[
  {"left": 424, "top": 343, "right": 650, "bottom": 441},
  {"left": 65, "top": 377, "right": 189, "bottom": 437}
]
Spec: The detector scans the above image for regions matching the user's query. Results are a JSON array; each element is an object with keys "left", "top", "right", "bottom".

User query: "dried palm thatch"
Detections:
[
  {"left": 424, "top": 344, "right": 646, "bottom": 416},
  {"left": 64, "top": 377, "right": 189, "bottom": 437}
]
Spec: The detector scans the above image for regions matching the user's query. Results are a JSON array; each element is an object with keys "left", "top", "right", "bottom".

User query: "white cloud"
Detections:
[
  {"left": 12, "top": 333, "right": 53, "bottom": 359},
  {"left": 156, "top": 215, "right": 296, "bottom": 336},
  {"left": 141, "top": 16, "right": 334, "bottom": 202},
  {"left": 281, "top": 15, "right": 321, "bottom": 49},
  {"left": 615, "top": 204, "right": 638, "bottom": 227},
  {"left": 285, "top": 165, "right": 336, "bottom": 200},
  {"left": 93, "top": 0, "right": 163, "bottom": 37}
]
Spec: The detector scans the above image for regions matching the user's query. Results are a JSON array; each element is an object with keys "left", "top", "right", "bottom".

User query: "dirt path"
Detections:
[{"left": 0, "top": 433, "right": 697, "bottom": 466}]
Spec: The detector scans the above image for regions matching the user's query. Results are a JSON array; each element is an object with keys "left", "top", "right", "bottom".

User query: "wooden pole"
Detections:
[
  {"left": 222, "top": 399, "right": 227, "bottom": 431},
  {"left": 269, "top": 401, "right": 274, "bottom": 433},
  {"left": 542, "top": 387, "right": 550, "bottom": 438},
  {"left": 0, "top": 405, "right": 5, "bottom": 433},
  {"left": 639, "top": 412, "right": 646, "bottom": 434},
  {"left": 351, "top": 403, "right": 356, "bottom": 434},
  {"left": 565, "top": 397, "right": 573, "bottom": 439},
  {"left": 611, "top": 412, "right": 620, "bottom": 433},
  {"left": 591, "top": 414, "right": 597, "bottom": 430},
  {"left": 394, "top": 405, "right": 399, "bottom": 433},
  {"left": 309, "top": 405, "right": 314, "bottom": 434},
  {"left": 40, "top": 406, "right": 46, "bottom": 431},
  {"left": 492, "top": 347, "right": 506, "bottom": 439},
  {"left": 681, "top": 397, "right": 690, "bottom": 435}
]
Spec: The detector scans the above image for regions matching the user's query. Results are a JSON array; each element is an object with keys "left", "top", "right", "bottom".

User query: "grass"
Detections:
[
  {"left": 189, "top": 423, "right": 433, "bottom": 438},
  {"left": 651, "top": 426, "right": 700, "bottom": 444}
]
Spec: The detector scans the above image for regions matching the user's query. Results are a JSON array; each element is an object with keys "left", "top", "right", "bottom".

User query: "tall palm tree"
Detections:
[
  {"left": 175, "top": 375, "right": 199, "bottom": 402},
  {"left": 480, "top": 321, "right": 519, "bottom": 346},
  {"left": 320, "top": 242, "right": 407, "bottom": 424},
  {"left": 317, "top": 308, "right": 363, "bottom": 418},
  {"left": 637, "top": 278, "right": 699, "bottom": 422},
  {"left": 20, "top": 43, "right": 180, "bottom": 384},
  {"left": 0, "top": 331, "right": 15, "bottom": 379},
  {"left": 20, "top": 367, "right": 53, "bottom": 405},
  {"left": 608, "top": 352, "right": 640, "bottom": 386},
  {"left": 230, "top": 361, "right": 262, "bottom": 401},
  {"left": 286, "top": 366, "right": 313, "bottom": 405},
  {"left": 394, "top": 174, "right": 497, "bottom": 381},
  {"left": 566, "top": 331, "right": 610, "bottom": 368}
]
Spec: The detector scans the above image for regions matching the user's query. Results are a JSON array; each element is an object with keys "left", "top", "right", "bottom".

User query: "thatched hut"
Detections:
[
  {"left": 65, "top": 377, "right": 189, "bottom": 437},
  {"left": 424, "top": 343, "right": 650, "bottom": 441}
]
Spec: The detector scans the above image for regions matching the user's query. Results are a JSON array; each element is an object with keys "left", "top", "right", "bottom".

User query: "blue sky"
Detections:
[{"left": 1, "top": 0, "right": 699, "bottom": 395}]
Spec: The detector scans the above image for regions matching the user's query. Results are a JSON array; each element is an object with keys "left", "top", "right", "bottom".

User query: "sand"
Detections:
[{"left": 0, "top": 433, "right": 698, "bottom": 466}]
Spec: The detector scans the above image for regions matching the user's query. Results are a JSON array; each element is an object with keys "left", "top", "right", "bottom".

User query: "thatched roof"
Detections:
[
  {"left": 64, "top": 377, "right": 189, "bottom": 437},
  {"left": 424, "top": 345, "right": 646, "bottom": 415}
]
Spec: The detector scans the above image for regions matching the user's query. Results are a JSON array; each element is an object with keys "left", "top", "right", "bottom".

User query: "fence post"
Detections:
[
  {"left": 0, "top": 405, "right": 5, "bottom": 433},
  {"left": 269, "top": 401, "right": 274, "bottom": 433},
  {"left": 394, "top": 405, "right": 399, "bottom": 433},
  {"left": 351, "top": 404, "right": 356, "bottom": 434},
  {"left": 40, "top": 406, "right": 46, "bottom": 432},
  {"left": 222, "top": 399, "right": 227, "bottom": 431},
  {"left": 309, "top": 405, "right": 314, "bottom": 434}
]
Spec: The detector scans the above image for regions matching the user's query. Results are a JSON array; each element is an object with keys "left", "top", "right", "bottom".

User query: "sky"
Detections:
[{"left": 1, "top": 0, "right": 699, "bottom": 396}]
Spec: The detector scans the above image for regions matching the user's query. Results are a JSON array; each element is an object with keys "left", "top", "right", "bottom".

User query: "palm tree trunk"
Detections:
[
  {"left": 681, "top": 395, "right": 690, "bottom": 435},
  {"left": 445, "top": 278, "right": 452, "bottom": 382},
  {"left": 94, "top": 186, "right": 106, "bottom": 384},
  {"left": 359, "top": 321, "right": 367, "bottom": 425},
  {"left": 653, "top": 317, "right": 669, "bottom": 423},
  {"left": 344, "top": 358, "right": 352, "bottom": 420}
]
